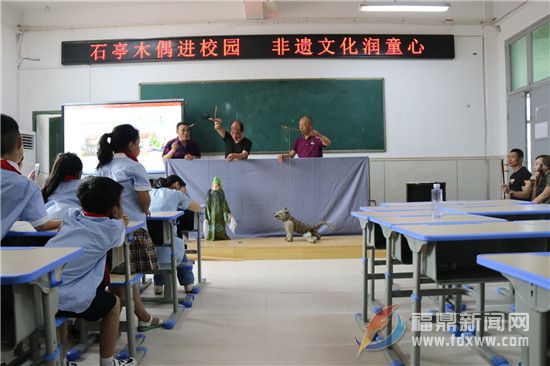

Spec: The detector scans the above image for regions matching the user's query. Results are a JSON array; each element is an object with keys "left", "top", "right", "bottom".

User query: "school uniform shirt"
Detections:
[
  {"left": 45, "top": 179, "right": 81, "bottom": 219},
  {"left": 96, "top": 153, "right": 151, "bottom": 225},
  {"left": 0, "top": 160, "right": 49, "bottom": 239},
  {"left": 150, "top": 187, "right": 191, "bottom": 263},
  {"left": 45, "top": 208, "right": 125, "bottom": 313},
  {"left": 150, "top": 187, "right": 191, "bottom": 212}
]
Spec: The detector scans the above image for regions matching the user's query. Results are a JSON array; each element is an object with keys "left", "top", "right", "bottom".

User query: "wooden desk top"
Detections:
[
  {"left": 126, "top": 221, "right": 144, "bottom": 234},
  {"left": 380, "top": 199, "right": 528, "bottom": 208},
  {"left": 393, "top": 221, "right": 550, "bottom": 242},
  {"left": 444, "top": 204, "right": 550, "bottom": 216},
  {"left": 477, "top": 253, "right": 550, "bottom": 290},
  {"left": 147, "top": 211, "right": 185, "bottom": 221},
  {"left": 352, "top": 210, "right": 434, "bottom": 220},
  {"left": 358, "top": 206, "right": 433, "bottom": 213},
  {"left": 514, "top": 220, "right": 550, "bottom": 230},
  {"left": 7, "top": 220, "right": 143, "bottom": 237},
  {"left": 6, "top": 221, "right": 58, "bottom": 237},
  {"left": 370, "top": 214, "right": 504, "bottom": 228},
  {"left": 0, "top": 247, "right": 82, "bottom": 285}
]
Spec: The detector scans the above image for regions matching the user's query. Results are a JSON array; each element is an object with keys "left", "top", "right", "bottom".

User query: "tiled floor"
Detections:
[{"left": 73, "top": 259, "right": 523, "bottom": 365}]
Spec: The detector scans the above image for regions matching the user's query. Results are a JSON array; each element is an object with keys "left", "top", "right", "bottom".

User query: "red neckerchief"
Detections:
[
  {"left": 82, "top": 211, "right": 108, "bottom": 218},
  {"left": 63, "top": 175, "right": 79, "bottom": 181},
  {"left": 124, "top": 152, "right": 138, "bottom": 162},
  {"left": 0, "top": 160, "right": 21, "bottom": 175},
  {"left": 104, "top": 264, "right": 111, "bottom": 287}
]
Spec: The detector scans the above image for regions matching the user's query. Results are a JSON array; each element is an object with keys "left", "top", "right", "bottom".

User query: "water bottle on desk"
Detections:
[{"left": 431, "top": 183, "right": 443, "bottom": 218}]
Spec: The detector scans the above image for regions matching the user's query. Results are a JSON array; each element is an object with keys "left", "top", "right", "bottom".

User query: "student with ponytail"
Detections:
[
  {"left": 96, "top": 124, "right": 161, "bottom": 328},
  {"left": 42, "top": 152, "right": 83, "bottom": 219}
]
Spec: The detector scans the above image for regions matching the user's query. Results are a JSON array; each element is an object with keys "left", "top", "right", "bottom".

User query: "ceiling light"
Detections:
[{"left": 360, "top": 2, "right": 450, "bottom": 12}]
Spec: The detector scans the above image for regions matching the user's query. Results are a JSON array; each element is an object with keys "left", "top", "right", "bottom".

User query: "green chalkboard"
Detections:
[{"left": 139, "top": 79, "right": 385, "bottom": 154}]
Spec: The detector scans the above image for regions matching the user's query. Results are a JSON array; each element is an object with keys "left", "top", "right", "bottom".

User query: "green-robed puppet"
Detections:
[{"left": 204, "top": 176, "right": 232, "bottom": 240}]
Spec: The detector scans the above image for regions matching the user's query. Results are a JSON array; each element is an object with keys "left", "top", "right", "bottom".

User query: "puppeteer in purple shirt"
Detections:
[
  {"left": 162, "top": 138, "right": 201, "bottom": 159},
  {"left": 293, "top": 136, "right": 324, "bottom": 158}
]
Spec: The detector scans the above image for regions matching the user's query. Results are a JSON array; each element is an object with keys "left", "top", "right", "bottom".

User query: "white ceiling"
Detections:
[{"left": 2, "top": 1, "right": 530, "bottom": 28}]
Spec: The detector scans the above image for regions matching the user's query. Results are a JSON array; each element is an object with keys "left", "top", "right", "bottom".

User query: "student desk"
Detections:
[
  {"left": 174, "top": 207, "right": 207, "bottom": 288},
  {"left": 391, "top": 221, "right": 550, "bottom": 366},
  {"left": 195, "top": 205, "right": 206, "bottom": 287},
  {"left": 379, "top": 199, "right": 530, "bottom": 208},
  {"left": 1, "top": 247, "right": 83, "bottom": 366},
  {"left": 4, "top": 221, "right": 57, "bottom": 247},
  {"left": 351, "top": 209, "right": 433, "bottom": 324},
  {"left": 144, "top": 211, "right": 186, "bottom": 322},
  {"left": 352, "top": 211, "right": 504, "bottom": 366},
  {"left": 477, "top": 252, "right": 550, "bottom": 366},
  {"left": 7, "top": 220, "right": 130, "bottom": 271},
  {"left": 6, "top": 220, "right": 147, "bottom": 364},
  {"left": 115, "top": 221, "right": 146, "bottom": 363},
  {"left": 443, "top": 204, "right": 550, "bottom": 220},
  {"left": 359, "top": 206, "right": 432, "bottom": 212},
  {"left": 6, "top": 221, "right": 58, "bottom": 237}
]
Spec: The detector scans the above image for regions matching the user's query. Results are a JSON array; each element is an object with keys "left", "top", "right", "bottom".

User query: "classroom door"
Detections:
[
  {"left": 529, "top": 83, "right": 550, "bottom": 162},
  {"left": 507, "top": 92, "right": 527, "bottom": 154}
]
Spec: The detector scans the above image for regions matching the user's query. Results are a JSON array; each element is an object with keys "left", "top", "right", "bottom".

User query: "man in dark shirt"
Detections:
[
  {"left": 277, "top": 115, "right": 331, "bottom": 162},
  {"left": 162, "top": 122, "right": 201, "bottom": 161},
  {"left": 501, "top": 148, "right": 532, "bottom": 201},
  {"left": 212, "top": 118, "right": 252, "bottom": 161}
]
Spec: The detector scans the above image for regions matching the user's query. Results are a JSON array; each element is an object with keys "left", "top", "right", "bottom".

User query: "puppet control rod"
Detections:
[{"left": 202, "top": 109, "right": 299, "bottom": 132}]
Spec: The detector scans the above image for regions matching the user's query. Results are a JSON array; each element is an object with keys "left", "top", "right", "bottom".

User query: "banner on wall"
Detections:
[{"left": 61, "top": 34, "right": 454, "bottom": 65}]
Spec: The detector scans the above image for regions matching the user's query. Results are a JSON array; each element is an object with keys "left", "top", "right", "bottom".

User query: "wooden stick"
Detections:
[{"left": 501, "top": 158, "right": 507, "bottom": 199}]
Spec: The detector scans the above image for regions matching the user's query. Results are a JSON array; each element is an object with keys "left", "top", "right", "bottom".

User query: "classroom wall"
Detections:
[
  {"left": 494, "top": 1, "right": 550, "bottom": 150},
  {"left": 4, "top": 6, "right": 547, "bottom": 202},
  {"left": 1, "top": 3, "right": 22, "bottom": 118},
  {"left": 15, "top": 22, "right": 484, "bottom": 157}
]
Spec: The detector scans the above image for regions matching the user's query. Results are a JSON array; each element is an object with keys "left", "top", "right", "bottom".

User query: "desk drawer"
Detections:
[
  {"left": 109, "top": 246, "right": 124, "bottom": 271},
  {"left": 393, "top": 235, "right": 412, "bottom": 264},
  {"left": 1, "top": 285, "right": 48, "bottom": 350},
  {"left": 424, "top": 238, "right": 549, "bottom": 284}
]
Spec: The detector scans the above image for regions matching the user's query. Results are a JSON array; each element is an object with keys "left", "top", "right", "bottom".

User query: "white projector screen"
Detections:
[{"left": 63, "top": 100, "right": 184, "bottom": 173}]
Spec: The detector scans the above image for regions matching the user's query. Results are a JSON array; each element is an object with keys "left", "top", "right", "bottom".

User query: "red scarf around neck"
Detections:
[
  {"left": 63, "top": 175, "right": 79, "bottom": 181},
  {"left": 0, "top": 159, "right": 21, "bottom": 175},
  {"left": 124, "top": 152, "right": 138, "bottom": 162},
  {"left": 82, "top": 211, "right": 108, "bottom": 218}
]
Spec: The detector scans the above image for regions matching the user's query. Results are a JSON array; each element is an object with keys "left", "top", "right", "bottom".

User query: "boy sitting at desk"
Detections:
[
  {"left": 0, "top": 114, "right": 61, "bottom": 239},
  {"left": 45, "top": 176, "right": 136, "bottom": 366}
]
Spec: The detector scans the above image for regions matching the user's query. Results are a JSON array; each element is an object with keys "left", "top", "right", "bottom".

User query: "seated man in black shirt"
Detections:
[
  {"left": 212, "top": 118, "right": 252, "bottom": 161},
  {"left": 501, "top": 148, "right": 532, "bottom": 201}
]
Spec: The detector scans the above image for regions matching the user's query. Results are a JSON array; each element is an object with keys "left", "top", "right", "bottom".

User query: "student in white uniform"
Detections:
[
  {"left": 42, "top": 152, "right": 83, "bottom": 219},
  {"left": 46, "top": 176, "right": 136, "bottom": 366},
  {"left": 0, "top": 114, "right": 61, "bottom": 239},
  {"left": 150, "top": 175, "right": 201, "bottom": 295},
  {"left": 95, "top": 124, "right": 160, "bottom": 327}
]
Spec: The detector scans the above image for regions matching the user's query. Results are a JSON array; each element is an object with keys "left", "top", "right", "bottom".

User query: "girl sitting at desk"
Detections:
[
  {"left": 42, "top": 152, "right": 82, "bottom": 219},
  {"left": 43, "top": 150, "right": 162, "bottom": 329},
  {"left": 96, "top": 124, "right": 162, "bottom": 328},
  {"left": 150, "top": 175, "right": 201, "bottom": 295}
]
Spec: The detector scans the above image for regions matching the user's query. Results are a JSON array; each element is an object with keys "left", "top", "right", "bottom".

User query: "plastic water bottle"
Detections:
[{"left": 431, "top": 183, "right": 443, "bottom": 218}]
